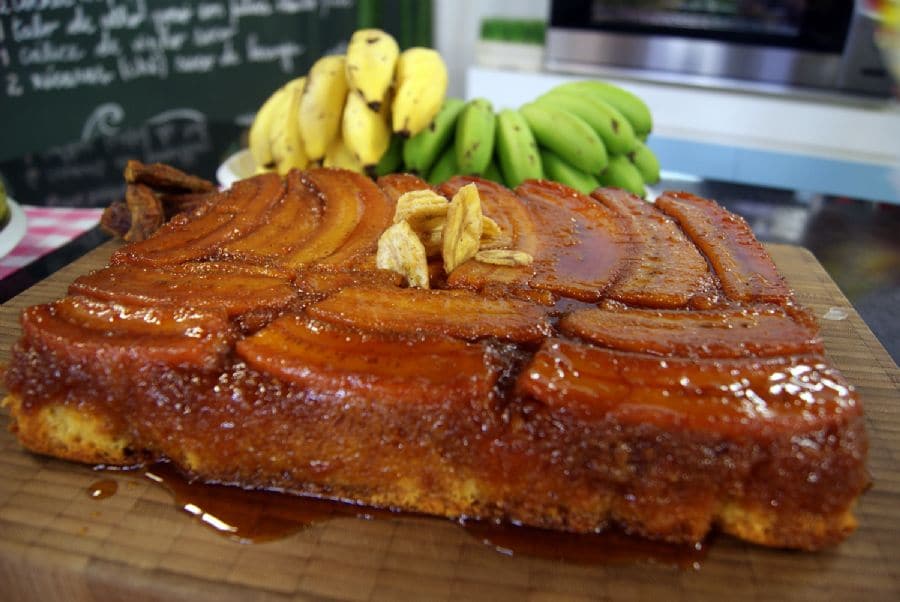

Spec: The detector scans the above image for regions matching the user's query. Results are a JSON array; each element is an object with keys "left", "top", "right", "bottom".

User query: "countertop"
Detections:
[{"left": 0, "top": 120, "right": 897, "bottom": 364}]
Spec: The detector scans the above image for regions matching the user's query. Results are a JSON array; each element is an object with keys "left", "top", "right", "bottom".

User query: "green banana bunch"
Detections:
[
  {"left": 375, "top": 134, "right": 404, "bottom": 177},
  {"left": 455, "top": 98, "right": 497, "bottom": 175},
  {"left": 269, "top": 77, "right": 309, "bottom": 175},
  {"left": 536, "top": 90, "right": 637, "bottom": 155},
  {"left": 520, "top": 103, "right": 607, "bottom": 175},
  {"left": 495, "top": 108, "right": 543, "bottom": 188},
  {"left": 342, "top": 89, "right": 391, "bottom": 172},
  {"left": 599, "top": 154, "right": 645, "bottom": 197},
  {"left": 299, "top": 54, "right": 349, "bottom": 162},
  {"left": 540, "top": 149, "right": 599, "bottom": 195},
  {"left": 482, "top": 160, "right": 504, "bottom": 185},
  {"left": 402, "top": 97, "right": 465, "bottom": 175},
  {"left": 392, "top": 48, "right": 448, "bottom": 137},
  {"left": 552, "top": 80, "right": 653, "bottom": 138},
  {"left": 427, "top": 145, "right": 459, "bottom": 185},
  {"left": 345, "top": 28, "right": 399, "bottom": 111},
  {"left": 628, "top": 140, "right": 660, "bottom": 185}
]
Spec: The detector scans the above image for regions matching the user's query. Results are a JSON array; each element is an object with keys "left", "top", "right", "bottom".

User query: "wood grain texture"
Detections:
[{"left": 0, "top": 241, "right": 898, "bottom": 602}]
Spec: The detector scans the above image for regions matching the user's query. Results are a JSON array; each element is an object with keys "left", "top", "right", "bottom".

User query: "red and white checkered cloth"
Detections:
[{"left": 0, "top": 206, "right": 103, "bottom": 280}]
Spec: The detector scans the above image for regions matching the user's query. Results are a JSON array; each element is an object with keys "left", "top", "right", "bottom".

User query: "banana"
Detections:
[
  {"left": 495, "top": 108, "right": 543, "bottom": 188},
  {"left": 342, "top": 88, "right": 391, "bottom": 172},
  {"left": 427, "top": 144, "right": 459, "bottom": 185},
  {"left": 540, "top": 149, "right": 600, "bottom": 194},
  {"left": 323, "top": 136, "right": 363, "bottom": 172},
  {"left": 0, "top": 179, "right": 8, "bottom": 226},
  {"left": 555, "top": 80, "right": 653, "bottom": 137},
  {"left": 375, "top": 134, "right": 404, "bottom": 177},
  {"left": 628, "top": 140, "right": 661, "bottom": 185},
  {"left": 248, "top": 85, "right": 290, "bottom": 170},
  {"left": 402, "top": 97, "right": 465, "bottom": 175},
  {"left": 269, "top": 77, "right": 309, "bottom": 175},
  {"left": 520, "top": 103, "right": 607, "bottom": 175},
  {"left": 299, "top": 54, "right": 349, "bottom": 161},
  {"left": 455, "top": 98, "right": 496, "bottom": 175},
  {"left": 537, "top": 89, "right": 637, "bottom": 155},
  {"left": 599, "top": 154, "right": 645, "bottom": 197},
  {"left": 392, "top": 47, "right": 448, "bottom": 138},
  {"left": 482, "top": 159, "right": 505, "bottom": 186},
  {"left": 345, "top": 28, "right": 399, "bottom": 111}
]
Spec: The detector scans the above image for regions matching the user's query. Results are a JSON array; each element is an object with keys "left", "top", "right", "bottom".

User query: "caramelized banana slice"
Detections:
[
  {"left": 296, "top": 269, "right": 403, "bottom": 296},
  {"left": 285, "top": 168, "right": 393, "bottom": 269},
  {"left": 22, "top": 297, "right": 234, "bottom": 370},
  {"left": 308, "top": 287, "right": 551, "bottom": 342},
  {"left": 592, "top": 188, "right": 716, "bottom": 308},
  {"left": 70, "top": 262, "right": 298, "bottom": 319},
  {"left": 514, "top": 180, "right": 628, "bottom": 301},
  {"left": 112, "top": 173, "right": 285, "bottom": 266},
  {"left": 560, "top": 304, "right": 824, "bottom": 358},
  {"left": 237, "top": 316, "right": 498, "bottom": 404},
  {"left": 518, "top": 339, "right": 860, "bottom": 436},
  {"left": 656, "top": 191, "right": 791, "bottom": 303},
  {"left": 222, "top": 170, "right": 322, "bottom": 259},
  {"left": 377, "top": 173, "right": 434, "bottom": 203}
]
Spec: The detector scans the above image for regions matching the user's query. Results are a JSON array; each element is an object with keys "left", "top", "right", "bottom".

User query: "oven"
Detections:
[{"left": 546, "top": 1, "right": 892, "bottom": 97}]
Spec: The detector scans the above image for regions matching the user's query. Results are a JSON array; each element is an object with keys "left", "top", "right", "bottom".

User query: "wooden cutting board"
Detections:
[{"left": 1, "top": 242, "right": 898, "bottom": 602}]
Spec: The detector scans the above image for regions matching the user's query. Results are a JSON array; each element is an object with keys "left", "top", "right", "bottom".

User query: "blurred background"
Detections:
[{"left": 1, "top": 1, "right": 897, "bottom": 203}]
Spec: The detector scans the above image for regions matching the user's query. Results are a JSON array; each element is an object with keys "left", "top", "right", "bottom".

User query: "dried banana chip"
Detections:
[
  {"left": 421, "top": 227, "right": 443, "bottom": 257},
  {"left": 415, "top": 215, "right": 446, "bottom": 236},
  {"left": 393, "top": 189, "right": 449, "bottom": 225},
  {"left": 376, "top": 221, "right": 430, "bottom": 289},
  {"left": 442, "top": 183, "right": 483, "bottom": 274},
  {"left": 474, "top": 249, "right": 533, "bottom": 266},
  {"left": 481, "top": 215, "right": 501, "bottom": 239},
  {"left": 479, "top": 215, "right": 511, "bottom": 249}
]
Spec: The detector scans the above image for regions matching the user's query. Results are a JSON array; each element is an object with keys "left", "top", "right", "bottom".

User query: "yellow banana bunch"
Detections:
[
  {"left": 346, "top": 28, "right": 399, "bottom": 111},
  {"left": 343, "top": 89, "right": 391, "bottom": 173},
  {"left": 269, "top": 77, "right": 309, "bottom": 175},
  {"left": 323, "top": 136, "right": 363, "bottom": 172},
  {"left": 247, "top": 28, "right": 450, "bottom": 177},
  {"left": 299, "top": 54, "right": 349, "bottom": 162},
  {"left": 248, "top": 85, "right": 290, "bottom": 170},
  {"left": 392, "top": 47, "right": 447, "bottom": 138}
]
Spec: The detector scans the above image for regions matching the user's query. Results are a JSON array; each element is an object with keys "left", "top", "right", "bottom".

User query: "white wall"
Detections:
[{"left": 434, "top": 0, "right": 549, "bottom": 98}]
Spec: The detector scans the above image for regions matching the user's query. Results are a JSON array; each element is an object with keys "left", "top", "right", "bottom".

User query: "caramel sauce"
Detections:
[
  {"left": 87, "top": 479, "right": 118, "bottom": 499},
  {"left": 136, "top": 463, "right": 708, "bottom": 567},
  {"left": 142, "top": 463, "right": 393, "bottom": 543}
]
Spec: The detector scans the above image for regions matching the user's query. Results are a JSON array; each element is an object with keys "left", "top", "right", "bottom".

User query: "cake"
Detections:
[{"left": 2, "top": 167, "right": 868, "bottom": 550}]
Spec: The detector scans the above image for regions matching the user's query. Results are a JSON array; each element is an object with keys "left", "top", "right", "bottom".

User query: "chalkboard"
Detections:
[{"left": 0, "top": 0, "right": 433, "bottom": 162}]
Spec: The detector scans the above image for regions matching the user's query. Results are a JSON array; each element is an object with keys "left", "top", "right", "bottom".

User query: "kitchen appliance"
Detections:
[{"left": 546, "top": 1, "right": 893, "bottom": 97}]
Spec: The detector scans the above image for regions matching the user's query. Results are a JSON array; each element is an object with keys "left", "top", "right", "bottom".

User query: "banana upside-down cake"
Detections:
[{"left": 2, "top": 165, "right": 868, "bottom": 550}]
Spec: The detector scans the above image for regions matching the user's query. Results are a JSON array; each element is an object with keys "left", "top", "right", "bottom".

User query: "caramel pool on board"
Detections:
[{"left": 89, "top": 464, "right": 710, "bottom": 569}]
